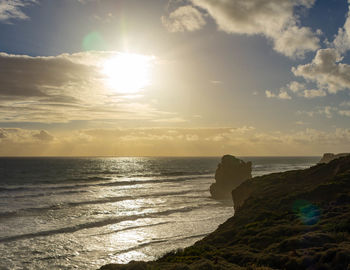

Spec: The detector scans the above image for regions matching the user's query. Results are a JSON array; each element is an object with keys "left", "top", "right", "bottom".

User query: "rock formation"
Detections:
[
  {"left": 319, "top": 152, "right": 349, "bottom": 164},
  {"left": 210, "top": 155, "right": 252, "bottom": 200}
]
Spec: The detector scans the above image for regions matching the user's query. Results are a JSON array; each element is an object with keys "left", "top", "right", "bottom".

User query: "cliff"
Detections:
[
  {"left": 318, "top": 153, "right": 349, "bottom": 164},
  {"left": 100, "top": 156, "right": 350, "bottom": 270}
]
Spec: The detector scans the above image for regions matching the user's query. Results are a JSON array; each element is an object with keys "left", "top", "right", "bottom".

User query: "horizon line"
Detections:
[{"left": 0, "top": 155, "right": 322, "bottom": 158}]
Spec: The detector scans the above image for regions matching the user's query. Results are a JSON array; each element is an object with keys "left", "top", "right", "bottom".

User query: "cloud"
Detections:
[
  {"left": 188, "top": 0, "right": 319, "bottom": 58},
  {"left": 162, "top": 5, "right": 206, "bottom": 32},
  {"left": 0, "top": 52, "right": 100, "bottom": 97},
  {"left": 265, "top": 90, "right": 291, "bottom": 100},
  {"left": 333, "top": 1, "right": 350, "bottom": 53},
  {"left": 271, "top": 2, "right": 350, "bottom": 100},
  {"left": 321, "top": 106, "right": 334, "bottom": 119},
  {"left": 32, "top": 130, "right": 54, "bottom": 141},
  {"left": 272, "top": 25, "right": 320, "bottom": 58},
  {"left": 296, "top": 106, "right": 350, "bottom": 119},
  {"left": 339, "top": 110, "right": 350, "bottom": 117},
  {"left": 268, "top": 78, "right": 329, "bottom": 100},
  {"left": 288, "top": 81, "right": 305, "bottom": 93},
  {"left": 0, "top": 51, "right": 185, "bottom": 124},
  {"left": 0, "top": 127, "right": 54, "bottom": 143},
  {"left": 1, "top": 126, "right": 349, "bottom": 156},
  {"left": 152, "top": 117, "right": 187, "bottom": 123},
  {"left": 0, "top": 0, "right": 37, "bottom": 23},
  {"left": 292, "top": 48, "right": 350, "bottom": 93},
  {"left": 301, "top": 89, "right": 326, "bottom": 98}
]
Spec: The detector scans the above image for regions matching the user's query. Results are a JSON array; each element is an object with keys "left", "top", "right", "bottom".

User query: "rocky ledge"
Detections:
[{"left": 100, "top": 155, "right": 350, "bottom": 270}]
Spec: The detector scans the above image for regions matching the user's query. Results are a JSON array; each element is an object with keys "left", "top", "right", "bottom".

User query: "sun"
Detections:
[{"left": 102, "top": 53, "right": 153, "bottom": 94}]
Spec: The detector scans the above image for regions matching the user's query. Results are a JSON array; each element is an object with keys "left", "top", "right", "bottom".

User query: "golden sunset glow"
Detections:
[
  {"left": 2, "top": 1, "right": 350, "bottom": 269},
  {"left": 102, "top": 53, "right": 153, "bottom": 94}
]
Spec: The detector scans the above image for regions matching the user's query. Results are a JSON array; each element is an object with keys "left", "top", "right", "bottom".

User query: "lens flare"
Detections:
[
  {"left": 83, "top": 32, "right": 106, "bottom": 51},
  {"left": 293, "top": 199, "right": 321, "bottom": 225}
]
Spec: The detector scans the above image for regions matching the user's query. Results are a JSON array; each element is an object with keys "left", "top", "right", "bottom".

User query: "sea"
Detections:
[{"left": 0, "top": 156, "right": 320, "bottom": 270}]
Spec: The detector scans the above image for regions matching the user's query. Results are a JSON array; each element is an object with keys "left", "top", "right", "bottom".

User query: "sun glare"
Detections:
[{"left": 102, "top": 53, "right": 153, "bottom": 94}]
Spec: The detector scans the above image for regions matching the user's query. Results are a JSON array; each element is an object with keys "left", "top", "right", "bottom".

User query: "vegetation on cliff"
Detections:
[{"left": 100, "top": 155, "right": 350, "bottom": 270}]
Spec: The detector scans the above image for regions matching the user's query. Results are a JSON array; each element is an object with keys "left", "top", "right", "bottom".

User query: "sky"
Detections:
[{"left": 0, "top": 0, "right": 349, "bottom": 156}]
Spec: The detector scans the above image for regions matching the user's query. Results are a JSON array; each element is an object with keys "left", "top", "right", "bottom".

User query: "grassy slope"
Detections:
[{"left": 100, "top": 156, "right": 350, "bottom": 270}]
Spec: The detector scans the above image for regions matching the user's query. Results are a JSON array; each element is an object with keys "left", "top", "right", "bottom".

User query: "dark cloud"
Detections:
[
  {"left": 32, "top": 130, "right": 54, "bottom": 141},
  {"left": 0, "top": 53, "right": 98, "bottom": 98},
  {"left": 0, "top": 51, "right": 184, "bottom": 124}
]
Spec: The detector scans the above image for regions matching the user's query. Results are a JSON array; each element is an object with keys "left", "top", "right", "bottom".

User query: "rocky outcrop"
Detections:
[
  {"left": 100, "top": 156, "right": 350, "bottom": 270},
  {"left": 319, "top": 153, "right": 349, "bottom": 164},
  {"left": 210, "top": 155, "right": 252, "bottom": 200}
]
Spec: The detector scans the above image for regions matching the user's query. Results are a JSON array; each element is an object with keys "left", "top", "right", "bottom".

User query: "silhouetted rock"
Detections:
[
  {"left": 319, "top": 152, "right": 349, "bottom": 164},
  {"left": 209, "top": 155, "right": 252, "bottom": 200},
  {"left": 99, "top": 156, "right": 350, "bottom": 270}
]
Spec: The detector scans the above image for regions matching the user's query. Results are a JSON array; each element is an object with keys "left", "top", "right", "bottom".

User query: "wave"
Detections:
[
  {"left": 0, "top": 187, "right": 27, "bottom": 193},
  {"left": 46, "top": 176, "right": 113, "bottom": 184},
  {"left": 115, "top": 232, "right": 210, "bottom": 255},
  {"left": 0, "top": 211, "right": 18, "bottom": 219},
  {"left": 0, "top": 189, "right": 89, "bottom": 200},
  {"left": 95, "top": 175, "right": 212, "bottom": 188},
  {"left": 0, "top": 203, "right": 216, "bottom": 243},
  {"left": 81, "top": 170, "right": 213, "bottom": 178},
  {"left": 0, "top": 174, "right": 212, "bottom": 196},
  {"left": 92, "top": 221, "right": 172, "bottom": 237},
  {"left": 132, "top": 171, "right": 213, "bottom": 178},
  {"left": 0, "top": 189, "right": 209, "bottom": 219}
]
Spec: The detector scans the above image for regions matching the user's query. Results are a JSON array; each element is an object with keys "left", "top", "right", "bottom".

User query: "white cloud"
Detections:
[
  {"left": 161, "top": 5, "right": 206, "bottom": 32},
  {"left": 265, "top": 76, "right": 327, "bottom": 99},
  {"left": 278, "top": 91, "right": 292, "bottom": 100},
  {"left": 0, "top": 0, "right": 37, "bottom": 22},
  {"left": 333, "top": 1, "right": 350, "bottom": 53},
  {"left": 265, "top": 90, "right": 291, "bottom": 100},
  {"left": 273, "top": 24, "right": 320, "bottom": 58},
  {"left": 265, "top": 90, "right": 275, "bottom": 98},
  {"left": 297, "top": 106, "right": 347, "bottom": 119},
  {"left": 301, "top": 89, "right": 327, "bottom": 98},
  {"left": 189, "top": 0, "right": 319, "bottom": 58},
  {"left": 320, "top": 106, "right": 334, "bottom": 119},
  {"left": 273, "top": 1, "right": 350, "bottom": 100},
  {"left": 339, "top": 110, "right": 350, "bottom": 117},
  {"left": 288, "top": 81, "right": 305, "bottom": 93},
  {"left": 292, "top": 48, "right": 350, "bottom": 93}
]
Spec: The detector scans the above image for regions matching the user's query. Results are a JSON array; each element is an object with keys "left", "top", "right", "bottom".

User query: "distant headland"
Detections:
[{"left": 318, "top": 153, "right": 350, "bottom": 164}]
